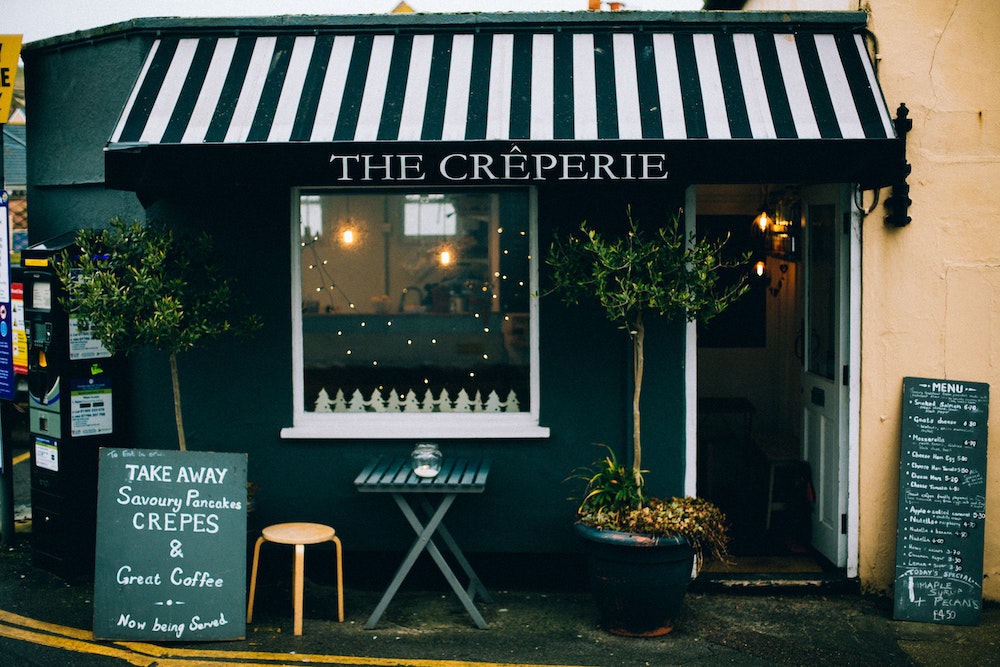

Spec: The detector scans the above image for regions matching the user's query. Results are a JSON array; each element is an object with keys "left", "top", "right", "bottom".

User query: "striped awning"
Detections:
[
  {"left": 105, "top": 12, "right": 902, "bottom": 191},
  {"left": 110, "top": 29, "right": 894, "bottom": 146}
]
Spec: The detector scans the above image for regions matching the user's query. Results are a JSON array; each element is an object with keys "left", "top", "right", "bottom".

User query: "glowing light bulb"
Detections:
[
  {"left": 440, "top": 250, "right": 451, "bottom": 265},
  {"left": 755, "top": 211, "right": 771, "bottom": 232}
]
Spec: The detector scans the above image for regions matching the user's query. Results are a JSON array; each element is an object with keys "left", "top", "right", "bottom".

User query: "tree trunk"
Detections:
[
  {"left": 631, "top": 314, "right": 644, "bottom": 487},
  {"left": 169, "top": 351, "right": 186, "bottom": 451}
]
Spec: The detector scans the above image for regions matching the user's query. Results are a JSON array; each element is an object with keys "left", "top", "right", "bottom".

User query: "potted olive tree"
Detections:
[
  {"left": 547, "top": 207, "right": 749, "bottom": 636},
  {"left": 54, "top": 217, "right": 261, "bottom": 451}
]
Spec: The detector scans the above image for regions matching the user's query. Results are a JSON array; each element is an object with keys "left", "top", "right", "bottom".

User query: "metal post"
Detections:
[
  {"left": 0, "top": 127, "right": 13, "bottom": 547},
  {"left": 0, "top": 397, "right": 13, "bottom": 548}
]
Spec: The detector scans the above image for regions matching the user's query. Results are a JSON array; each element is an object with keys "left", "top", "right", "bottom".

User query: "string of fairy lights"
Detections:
[
  {"left": 300, "top": 194, "right": 530, "bottom": 409},
  {"left": 302, "top": 234, "right": 356, "bottom": 311}
]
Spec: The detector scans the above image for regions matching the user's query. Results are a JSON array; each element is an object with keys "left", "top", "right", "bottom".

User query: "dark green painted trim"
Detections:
[{"left": 24, "top": 11, "right": 871, "bottom": 51}]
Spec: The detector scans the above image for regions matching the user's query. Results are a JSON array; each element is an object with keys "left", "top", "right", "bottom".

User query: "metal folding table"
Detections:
[{"left": 354, "top": 456, "right": 493, "bottom": 629}]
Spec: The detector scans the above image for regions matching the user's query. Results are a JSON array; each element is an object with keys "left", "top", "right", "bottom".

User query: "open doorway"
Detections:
[{"left": 692, "top": 184, "right": 854, "bottom": 579}]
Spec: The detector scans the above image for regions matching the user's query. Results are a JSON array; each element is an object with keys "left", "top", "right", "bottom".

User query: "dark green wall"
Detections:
[
  {"left": 22, "top": 31, "right": 692, "bottom": 567},
  {"left": 24, "top": 33, "right": 154, "bottom": 239},
  {"left": 129, "top": 182, "right": 690, "bottom": 558}
]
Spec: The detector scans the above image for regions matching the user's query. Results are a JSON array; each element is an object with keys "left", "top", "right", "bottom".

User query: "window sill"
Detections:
[{"left": 280, "top": 414, "right": 550, "bottom": 440}]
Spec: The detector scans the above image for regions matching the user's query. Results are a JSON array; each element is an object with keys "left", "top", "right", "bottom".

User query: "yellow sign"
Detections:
[{"left": 0, "top": 35, "right": 23, "bottom": 123}]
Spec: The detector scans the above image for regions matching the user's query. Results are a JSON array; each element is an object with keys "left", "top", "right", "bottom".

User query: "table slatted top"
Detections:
[{"left": 354, "top": 457, "right": 491, "bottom": 493}]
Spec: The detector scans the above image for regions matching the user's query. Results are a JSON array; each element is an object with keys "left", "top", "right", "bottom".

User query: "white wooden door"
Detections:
[{"left": 801, "top": 185, "right": 851, "bottom": 567}]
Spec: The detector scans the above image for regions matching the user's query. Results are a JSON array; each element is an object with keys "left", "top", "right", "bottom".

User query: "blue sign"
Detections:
[{"left": 0, "top": 192, "right": 14, "bottom": 400}]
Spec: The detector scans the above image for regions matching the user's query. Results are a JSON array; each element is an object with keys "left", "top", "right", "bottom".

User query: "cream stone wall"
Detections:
[{"left": 860, "top": 0, "right": 1000, "bottom": 599}]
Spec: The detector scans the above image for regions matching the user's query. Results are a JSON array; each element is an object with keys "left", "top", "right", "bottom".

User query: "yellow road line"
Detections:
[
  {"left": 0, "top": 608, "right": 94, "bottom": 640},
  {"left": 0, "top": 622, "right": 158, "bottom": 666},
  {"left": 13, "top": 451, "right": 29, "bottom": 465},
  {"left": 0, "top": 609, "right": 598, "bottom": 667},
  {"left": 122, "top": 640, "right": 589, "bottom": 667}
]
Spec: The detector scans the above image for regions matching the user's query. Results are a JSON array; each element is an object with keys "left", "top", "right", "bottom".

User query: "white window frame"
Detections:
[{"left": 281, "top": 186, "right": 549, "bottom": 440}]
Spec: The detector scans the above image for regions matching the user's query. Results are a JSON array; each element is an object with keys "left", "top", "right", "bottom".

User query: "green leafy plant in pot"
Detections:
[{"left": 548, "top": 207, "right": 749, "bottom": 636}]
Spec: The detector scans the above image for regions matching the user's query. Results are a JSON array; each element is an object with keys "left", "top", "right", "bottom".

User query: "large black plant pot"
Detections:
[{"left": 575, "top": 522, "right": 695, "bottom": 637}]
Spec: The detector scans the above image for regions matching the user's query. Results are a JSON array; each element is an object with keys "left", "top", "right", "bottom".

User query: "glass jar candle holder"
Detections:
[{"left": 411, "top": 442, "right": 442, "bottom": 478}]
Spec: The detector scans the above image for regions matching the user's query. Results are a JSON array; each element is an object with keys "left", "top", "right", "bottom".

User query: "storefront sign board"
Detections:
[
  {"left": 327, "top": 148, "right": 671, "bottom": 183},
  {"left": 93, "top": 448, "right": 247, "bottom": 640},
  {"left": 106, "top": 137, "right": 904, "bottom": 193},
  {"left": 893, "top": 377, "right": 989, "bottom": 625}
]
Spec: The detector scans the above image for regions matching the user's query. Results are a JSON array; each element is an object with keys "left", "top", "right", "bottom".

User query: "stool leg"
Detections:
[
  {"left": 247, "top": 536, "right": 265, "bottom": 623},
  {"left": 332, "top": 535, "right": 344, "bottom": 622},
  {"left": 293, "top": 543, "right": 305, "bottom": 635}
]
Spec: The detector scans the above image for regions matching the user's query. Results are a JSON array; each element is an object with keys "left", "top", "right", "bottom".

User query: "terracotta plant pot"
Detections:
[{"left": 575, "top": 522, "right": 695, "bottom": 637}]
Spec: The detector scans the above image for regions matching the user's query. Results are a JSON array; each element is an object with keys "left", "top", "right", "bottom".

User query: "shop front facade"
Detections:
[{"left": 22, "top": 6, "right": 995, "bottom": 600}]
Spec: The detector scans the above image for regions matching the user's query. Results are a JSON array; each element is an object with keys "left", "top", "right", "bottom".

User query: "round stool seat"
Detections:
[
  {"left": 262, "top": 522, "right": 335, "bottom": 545},
  {"left": 247, "top": 522, "right": 344, "bottom": 634}
]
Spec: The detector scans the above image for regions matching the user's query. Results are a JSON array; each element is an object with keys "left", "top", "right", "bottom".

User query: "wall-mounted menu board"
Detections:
[
  {"left": 893, "top": 377, "right": 988, "bottom": 625},
  {"left": 93, "top": 448, "right": 247, "bottom": 640}
]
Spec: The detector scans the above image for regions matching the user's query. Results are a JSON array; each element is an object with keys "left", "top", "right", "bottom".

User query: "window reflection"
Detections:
[
  {"left": 298, "top": 191, "right": 531, "bottom": 414},
  {"left": 403, "top": 194, "right": 456, "bottom": 237}
]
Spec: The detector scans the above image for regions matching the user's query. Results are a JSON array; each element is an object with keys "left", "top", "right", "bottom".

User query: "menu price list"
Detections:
[{"left": 893, "top": 377, "right": 988, "bottom": 626}]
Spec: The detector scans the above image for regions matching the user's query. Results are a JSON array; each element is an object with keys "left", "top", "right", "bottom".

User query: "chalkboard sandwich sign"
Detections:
[
  {"left": 93, "top": 448, "right": 247, "bottom": 641},
  {"left": 893, "top": 377, "right": 989, "bottom": 626}
]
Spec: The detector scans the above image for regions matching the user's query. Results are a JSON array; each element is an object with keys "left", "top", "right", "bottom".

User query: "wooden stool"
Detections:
[
  {"left": 755, "top": 433, "right": 805, "bottom": 529},
  {"left": 246, "top": 522, "right": 344, "bottom": 635}
]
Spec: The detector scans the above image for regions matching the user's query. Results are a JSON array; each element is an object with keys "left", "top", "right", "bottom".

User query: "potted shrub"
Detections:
[{"left": 547, "top": 207, "right": 749, "bottom": 636}]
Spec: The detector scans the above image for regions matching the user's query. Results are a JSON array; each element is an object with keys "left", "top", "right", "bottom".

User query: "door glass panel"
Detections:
[{"left": 807, "top": 204, "right": 836, "bottom": 380}]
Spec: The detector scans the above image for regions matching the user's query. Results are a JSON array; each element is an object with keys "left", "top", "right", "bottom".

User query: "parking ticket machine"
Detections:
[{"left": 22, "top": 234, "right": 122, "bottom": 579}]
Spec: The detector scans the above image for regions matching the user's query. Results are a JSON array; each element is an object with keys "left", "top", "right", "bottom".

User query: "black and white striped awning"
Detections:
[
  {"left": 111, "top": 30, "right": 893, "bottom": 145},
  {"left": 105, "top": 16, "right": 903, "bottom": 190}
]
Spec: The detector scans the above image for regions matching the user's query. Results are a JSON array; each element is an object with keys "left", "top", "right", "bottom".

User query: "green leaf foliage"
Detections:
[
  {"left": 549, "top": 207, "right": 744, "bottom": 559},
  {"left": 53, "top": 217, "right": 260, "bottom": 356},
  {"left": 546, "top": 206, "right": 751, "bottom": 478},
  {"left": 569, "top": 444, "right": 647, "bottom": 526},
  {"left": 546, "top": 208, "right": 750, "bottom": 333},
  {"left": 570, "top": 445, "right": 731, "bottom": 568}
]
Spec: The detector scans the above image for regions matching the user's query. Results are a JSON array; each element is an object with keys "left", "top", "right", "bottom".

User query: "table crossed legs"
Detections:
[{"left": 364, "top": 492, "right": 493, "bottom": 629}]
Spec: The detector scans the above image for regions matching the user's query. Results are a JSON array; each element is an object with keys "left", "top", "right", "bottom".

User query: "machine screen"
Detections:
[{"left": 32, "top": 280, "right": 52, "bottom": 311}]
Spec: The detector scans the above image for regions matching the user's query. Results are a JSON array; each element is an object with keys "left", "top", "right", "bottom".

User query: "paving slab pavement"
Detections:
[{"left": 1, "top": 536, "right": 998, "bottom": 667}]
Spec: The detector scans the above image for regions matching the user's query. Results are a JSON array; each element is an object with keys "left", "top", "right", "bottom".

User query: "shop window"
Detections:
[{"left": 286, "top": 188, "right": 547, "bottom": 439}]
